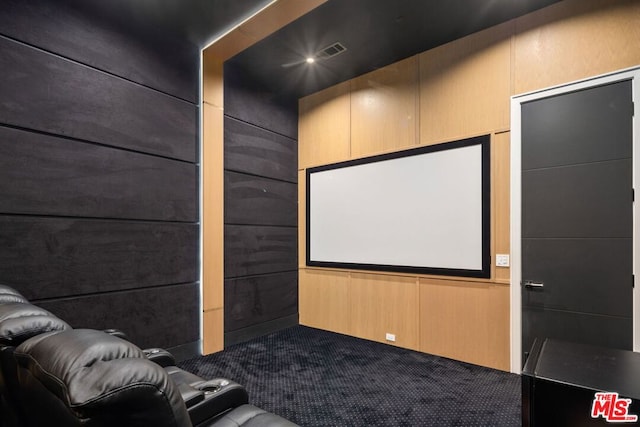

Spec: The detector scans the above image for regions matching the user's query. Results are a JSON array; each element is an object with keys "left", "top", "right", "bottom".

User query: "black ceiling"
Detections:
[{"left": 227, "top": 0, "right": 564, "bottom": 99}]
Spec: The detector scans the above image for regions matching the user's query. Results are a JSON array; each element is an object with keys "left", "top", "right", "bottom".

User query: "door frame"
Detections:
[{"left": 510, "top": 66, "right": 640, "bottom": 373}]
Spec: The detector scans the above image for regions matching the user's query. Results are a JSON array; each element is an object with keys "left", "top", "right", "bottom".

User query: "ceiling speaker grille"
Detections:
[{"left": 316, "top": 42, "right": 347, "bottom": 59}]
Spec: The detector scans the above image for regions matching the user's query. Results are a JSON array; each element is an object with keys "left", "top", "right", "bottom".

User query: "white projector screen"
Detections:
[{"left": 306, "top": 135, "right": 490, "bottom": 278}]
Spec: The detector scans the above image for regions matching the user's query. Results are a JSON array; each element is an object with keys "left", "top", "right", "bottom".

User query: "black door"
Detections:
[{"left": 521, "top": 80, "right": 634, "bottom": 360}]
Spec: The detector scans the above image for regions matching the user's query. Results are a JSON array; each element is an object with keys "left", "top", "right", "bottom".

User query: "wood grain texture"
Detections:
[
  {"left": 202, "top": 103, "right": 224, "bottom": 312},
  {"left": 203, "top": 308, "right": 224, "bottom": 354},
  {"left": 419, "top": 279, "right": 510, "bottom": 371},
  {"left": 224, "top": 225, "right": 297, "bottom": 278},
  {"left": 350, "top": 273, "right": 419, "bottom": 350},
  {"left": 0, "top": 216, "right": 197, "bottom": 300},
  {"left": 0, "top": 0, "right": 198, "bottom": 102},
  {"left": 298, "top": 81, "right": 351, "bottom": 168},
  {"left": 224, "top": 271, "right": 298, "bottom": 332},
  {"left": 350, "top": 56, "right": 419, "bottom": 158},
  {"left": 0, "top": 36, "right": 197, "bottom": 162},
  {"left": 419, "top": 20, "right": 512, "bottom": 145},
  {"left": 298, "top": 170, "right": 306, "bottom": 268},
  {"left": 36, "top": 282, "right": 199, "bottom": 350},
  {"left": 224, "top": 171, "right": 297, "bottom": 227},
  {"left": 224, "top": 64, "right": 299, "bottom": 139},
  {"left": 493, "top": 132, "right": 510, "bottom": 283},
  {"left": 0, "top": 125, "right": 197, "bottom": 222},
  {"left": 203, "top": 0, "right": 327, "bottom": 62},
  {"left": 225, "top": 116, "right": 297, "bottom": 183},
  {"left": 514, "top": 0, "right": 640, "bottom": 95},
  {"left": 298, "top": 269, "right": 350, "bottom": 335}
]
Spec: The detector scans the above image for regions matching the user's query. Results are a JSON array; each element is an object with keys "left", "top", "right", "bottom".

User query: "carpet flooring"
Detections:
[{"left": 179, "top": 326, "right": 521, "bottom": 426}]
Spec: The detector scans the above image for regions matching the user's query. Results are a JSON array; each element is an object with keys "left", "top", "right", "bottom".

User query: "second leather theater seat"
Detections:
[{"left": 14, "top": 328, "right": 298, "bottom": 427}]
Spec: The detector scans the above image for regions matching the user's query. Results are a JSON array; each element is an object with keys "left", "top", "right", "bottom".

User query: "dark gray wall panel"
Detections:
[
  {"left": 0, "top": 216, "right": 198, "bottom": 300},
  {"left": 224, "top": 64, "right": 298, "bottom": 139},
  {"left": 224, "top": 272, "right": 298, "bottom": 332},
  {"left": 0, "top": 0, "right": 198, "bottom": 102},
  {"left": 224, "top": 171, "right": 297, "bottom": 226},
  {"left": 522, "top": 159, "right": 632, "bottom": 238},
  {"left": 37, "top": 282, "right": 200, "bottom": 349},
  {"left": 225, "top": 116, "right": 297, "bottom": 182},
  {"left": 0, "top": 36, "right": 197, "bottom": 162},
  {"left": 0, "top": 126, "right": 197, "bottom": 221},
  {"left": 522, "top": 238, "right": 632, "bottom": 317},
  {"left": 522, "top": 306, "right": 632, "bottom": 355},
  {"left": 522, "top": 80, "right": 633, "bottom": 170},
  {"left": 224, "top": 225, "right": 297, "bottom": 278}
]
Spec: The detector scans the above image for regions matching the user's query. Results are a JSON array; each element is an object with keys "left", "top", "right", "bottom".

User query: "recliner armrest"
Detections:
[
  {"left": 185, "top": 378, "right": 249, "bottom": 426},
  {"left": 143, "top": 348, "right": 176, "bottom": 367}
]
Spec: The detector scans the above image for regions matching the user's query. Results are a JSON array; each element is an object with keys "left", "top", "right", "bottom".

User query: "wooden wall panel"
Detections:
[
  {"left": 0, "top": 0, "right": 199, "bottom": 102},
  {"left": 299, "top": 269, "right": 350, "bottom": 335},
  {"left": 493, "top": 132, "right": 511, "bottom": 283},
  {"left": 38, "top": 282, "right": 200, "bottom": 350},
  {"left": 514, "top": 0, "right": 640, "bottom": 95},
  {"left": 419, "top": 279, "right": 510, "bottom": 370},
  {"left": 224, "top": 271, "right": 298, "bottom": 332},
  {"left": 419, "top": 21, "right": 512, "bottom": 145},
  {"left": 224, "top": 171, "right": 297, "bottom": 226},
  {"left": 225, "top": 116, "right": 297, "bottom": 183},
  {"left": 224, "top": 225, "right": 297, "bottom": 278},
  {"left": 203, "top": 308, "right": 224, "bottom": 355},
  {"left": 0, "top": 126, "right": 197, "bottom": 222},
  {"left": 0, "top": 216, "right": 197, "bottom": 300},
  {"left": 298, "top": 170, "right": 307, "bottom": 269},
  {"left": 0, "top": 36, "right": 197, "bottom": 162},
  {"left": 350, "top": 273, "right": 419, "bottom": 350},
  {"left": 350, "top": 56, "right": 419, "bottom": 158},
  {"left": 299, "top": 81, "right": 351, "bottom": 168}
]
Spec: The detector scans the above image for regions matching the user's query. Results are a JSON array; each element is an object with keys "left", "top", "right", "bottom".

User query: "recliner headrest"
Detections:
[
  {"left": 0, "top": 285, "right": 28, "bottom": 304},
  {"left": 15, "top": 329, "right": 191, "bottom": 427},
  {"left": 0, "top": 302, "right": 70, "bottom": 345}
]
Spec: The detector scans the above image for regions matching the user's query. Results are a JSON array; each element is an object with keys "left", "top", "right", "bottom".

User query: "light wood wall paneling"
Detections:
[
  {"left": 350, "top": 273, "right": 419, "bottom": 350},
  {"left": 0, "top": 36, "right": 197, "bottom": 163},
  {"left": 299, "top": 81, "right": 351, "bottom": 168},
  {"left": 514, "top": 0, "right": 640, "bottom": 95},
  {"left": 203, "top": 308, "right": 224, "bottom": 355},
  {"left": 419, "top": 279, "right": 510, "bottom": 371},
  {"left": 299, "top": 269, "right": 351, "bottom": 335},
  {"left": 493, "top": 132, "right": 511, "bottom": 283},
  {"left": 350, "top": 56, "right": 419, "bottom": 158},
  {"left": 298, "top": 170, "right": 306, "bottom": 268},
  {"left": 38, "top": 282, "right": 200, "bottom": 350},
  {"left": 419, "top": 21, "right": 512, "bottom": 145},
  {"left": 0, "top": 215, "right": 197, "bottom": 300}
]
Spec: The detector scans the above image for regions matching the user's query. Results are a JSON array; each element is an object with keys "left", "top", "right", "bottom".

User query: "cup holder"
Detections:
[{"left": 200, "top": 380, "right": 230, "bottom": 394}]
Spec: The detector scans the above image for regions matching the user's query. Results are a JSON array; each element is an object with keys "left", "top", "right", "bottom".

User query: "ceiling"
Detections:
[
  {"left": 227, "top": 0, "right": 564, "bottom": 99},
  {"left": 80, "top": 0, "right": 564, "bottom": 100}
]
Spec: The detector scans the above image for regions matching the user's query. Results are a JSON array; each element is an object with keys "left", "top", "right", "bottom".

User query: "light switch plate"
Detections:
[{"left": 496, "top": 254, "right": 510, "bottom": 267}]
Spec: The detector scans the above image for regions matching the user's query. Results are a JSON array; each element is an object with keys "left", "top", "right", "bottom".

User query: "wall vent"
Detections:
[{"left": 316, "top": 42, "right": 347, "bottom": 60}]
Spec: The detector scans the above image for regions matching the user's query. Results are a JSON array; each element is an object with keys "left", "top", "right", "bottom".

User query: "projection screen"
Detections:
[{"left": 306, "top": 135, "right": 490, "bottom": 278}]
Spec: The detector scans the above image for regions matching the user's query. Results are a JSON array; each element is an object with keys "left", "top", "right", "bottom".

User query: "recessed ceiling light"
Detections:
[{"left": 306, "top": 57, "right": 315, "bottom": 64}]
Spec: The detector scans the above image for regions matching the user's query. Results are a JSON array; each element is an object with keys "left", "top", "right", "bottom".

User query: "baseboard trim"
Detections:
[
  {"left": 225, "top": 314, "right": 299, "bottom": 347},
  {"left": 167, "top": 340, "right": 201, "bottom": 362}
]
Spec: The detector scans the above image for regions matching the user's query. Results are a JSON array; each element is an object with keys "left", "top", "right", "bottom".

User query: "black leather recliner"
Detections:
[
  {"left": 14, "top": 328, "right": 298, "bottom": 427},
  {"left": 0, "top": 300, "right": 71, "bottom": 427}
]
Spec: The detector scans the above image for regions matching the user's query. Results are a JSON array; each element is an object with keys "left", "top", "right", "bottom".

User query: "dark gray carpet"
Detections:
[{"left": 179, "top": 326, "right": 520, "bottom": 426}]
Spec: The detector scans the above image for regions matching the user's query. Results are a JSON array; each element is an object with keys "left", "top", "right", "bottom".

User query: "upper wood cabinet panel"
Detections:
[
  {"left": 350, "top": 56, "right": 419, "bottom": 158},
  {"left": 299, "top": 81, "right": 351, "bottom": 168},
  {"left": 514, "top": 0, "right": 640, "bottom": 95},
  {"left": 419, "top": 21, "right": 512, "bottom": 145}
]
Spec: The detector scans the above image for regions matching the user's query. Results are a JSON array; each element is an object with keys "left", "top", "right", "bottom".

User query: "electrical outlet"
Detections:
[
  {"left": 385, "top": 333, "right": 396, "bottom": 342},
  {"left": 496, "top": 254, "right": 510, "bottom": 267}
]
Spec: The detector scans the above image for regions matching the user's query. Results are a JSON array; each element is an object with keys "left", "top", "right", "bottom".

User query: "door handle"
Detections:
[{"left": 523, "top": 280, "right": 544, "bottom": 289}]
